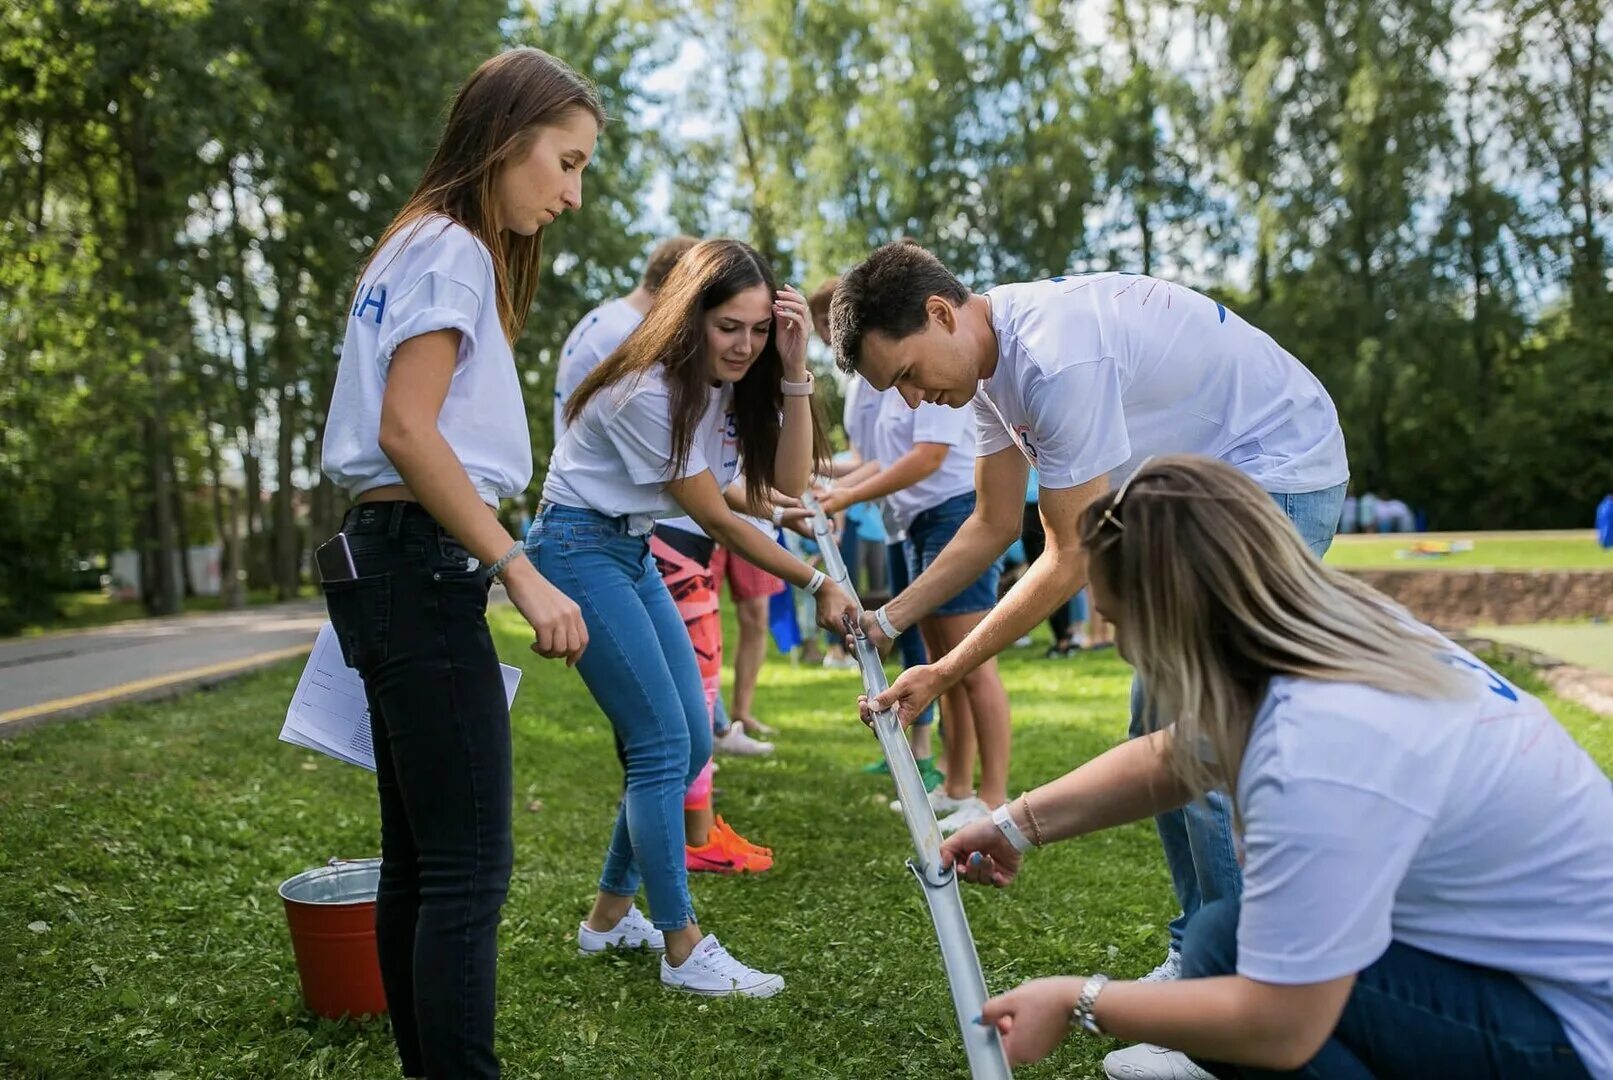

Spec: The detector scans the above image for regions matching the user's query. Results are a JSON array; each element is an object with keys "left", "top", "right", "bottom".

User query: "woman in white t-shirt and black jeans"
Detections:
[
  {"left": 533, "top": 239, "right": 857, "bottom": 997},
  {"left": 930, "top": 455, "right": 1612, "bottom": 1079},
  {"left": 320, "top": 49, "right": 599, "bottom": 1080}
]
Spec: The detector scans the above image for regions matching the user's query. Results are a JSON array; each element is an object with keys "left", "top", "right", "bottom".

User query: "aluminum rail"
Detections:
[{"left": 802, "top": 492, "right": 1011, "bottom": 1079}]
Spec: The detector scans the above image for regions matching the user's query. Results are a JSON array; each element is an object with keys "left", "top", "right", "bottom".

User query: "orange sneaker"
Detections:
[
  {"left": 714, "top": 817, "right": 773, "bottom": 872},
  {"left": 686, "top": 835, "right": 745, "bottom": 874}
]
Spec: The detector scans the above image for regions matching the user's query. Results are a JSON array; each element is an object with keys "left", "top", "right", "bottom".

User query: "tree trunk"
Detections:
[{"left": 273, "top": 378, "right": 300, "bottom": 600}]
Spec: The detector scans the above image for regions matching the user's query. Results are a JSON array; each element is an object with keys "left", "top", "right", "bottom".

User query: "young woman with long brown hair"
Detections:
[
  {"left": 529, "top": 238, "right": 856, "bottom": 996},
  {"left": 319, "top": 48, "right": 601, "bottom": 1078}
]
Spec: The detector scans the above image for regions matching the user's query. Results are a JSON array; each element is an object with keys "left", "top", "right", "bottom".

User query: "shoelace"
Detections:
[{"left": 691, "top": 940, "right": 752, "bottom": 981}]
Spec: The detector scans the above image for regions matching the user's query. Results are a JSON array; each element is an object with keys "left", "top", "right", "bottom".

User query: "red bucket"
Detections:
[{"left": 279, "top": 858, "right": 388, "bottom": 1019}]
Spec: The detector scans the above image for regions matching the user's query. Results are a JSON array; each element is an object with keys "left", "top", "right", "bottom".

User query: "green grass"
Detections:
[
  {"left": 1471, "top": 621, "right": 1613, "bottom": 676},
  {"left": 1, "top": 616, "right": 1607, "bottom": 1079},
  {"left": 12, "top": 588, "right": 320, "bottom": 639},
  {"left": 1323, "top": 533, "right": 1613, "bottom": 571}
]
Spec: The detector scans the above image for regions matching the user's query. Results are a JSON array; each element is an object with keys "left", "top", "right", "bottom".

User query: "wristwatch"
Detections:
[{"left": 1073, "top": 973, "right": 1110, "bottom": 1036}]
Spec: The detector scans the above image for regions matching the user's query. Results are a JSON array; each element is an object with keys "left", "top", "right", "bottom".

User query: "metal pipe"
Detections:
[{"left": 802, "top": 492, "right": 1012, "bottom": 1079}]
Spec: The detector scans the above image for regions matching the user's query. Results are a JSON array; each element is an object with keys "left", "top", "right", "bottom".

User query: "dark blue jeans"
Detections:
[
  {"left": 323, "top": 502, "right": 514, "bottom": 1080},
  {"left": 1181, "top": 899, "right": 1592, "bottom": 1079},
  {"left": 886, "top": 540, "right": 936, "bottom": 728}
]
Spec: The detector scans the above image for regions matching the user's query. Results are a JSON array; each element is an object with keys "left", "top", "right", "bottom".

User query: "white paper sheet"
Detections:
[{"left": 280, "top": 622, "right": 522, "bottom": 771}]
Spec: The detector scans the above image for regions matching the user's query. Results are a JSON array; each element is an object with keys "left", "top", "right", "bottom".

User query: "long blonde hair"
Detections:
[
  {"left": 1080, "top": 455, "right": 1471, "bottom": 818},
  {"left": 359, "top": 48, "right": 605, "bottom": 343}
]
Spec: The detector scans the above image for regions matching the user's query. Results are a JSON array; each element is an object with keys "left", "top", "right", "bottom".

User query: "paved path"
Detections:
[{"left": 0, "top": 600, "right": 328, "bottom": 734}]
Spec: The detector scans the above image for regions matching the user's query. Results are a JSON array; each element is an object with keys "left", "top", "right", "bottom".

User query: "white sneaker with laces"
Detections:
[
  {"left": 936, "top": 797, "right": 992, "bottom": 834},
  {"left": 1104, "top": 1043, "right": 1215, "bottom": 1080},
  {"left": 577, "top": 905, "right": 664, "bottom": 956},
  {"left": 660, "top": 935, "right": 784, "bottom": 998},
  {"left": 891, "top": 788, "right": 977, "bottom": 815},
  {"left": 1141, "top": 949, "right": 1182, "bottom": 982},
  {"left": 713, "top": 726, "right": 774, "bottom": 756}
]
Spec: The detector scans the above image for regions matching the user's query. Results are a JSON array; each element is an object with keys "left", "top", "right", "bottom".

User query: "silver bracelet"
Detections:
[
  {"left": 804, "top": 568, "right": 827, "bottom": 595},
  {"left": 780, "top": 371, "right": 815, "bottom": 397},
  {"left": 1072, "top": 973, "right": 1110, "bottom": 1036},
  {"left": 489, "top": 541, "right": 526, "bottom": 580},
  {"left": 873, "top": 605, "right": 900, "bottom": 640}
]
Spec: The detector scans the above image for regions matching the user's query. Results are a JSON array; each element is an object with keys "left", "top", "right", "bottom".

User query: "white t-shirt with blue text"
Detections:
[
  {"left": 323, "top": 216, "right": 531, "bottom": 503},
  {"left": 1236, "top": 638, "right": 1613, "bottom": 1076},
  {"left": 552, "top": 298, "right": 644, "bottom": 435},
  {"left": 871, "top": 391, "right": 978, "bottom": 534},
  {"left": 973, "top": 275, "right": 1348, "bottom": 493},
  {"left": 543, "top": 368, "right": 739, "bottom": 522}
]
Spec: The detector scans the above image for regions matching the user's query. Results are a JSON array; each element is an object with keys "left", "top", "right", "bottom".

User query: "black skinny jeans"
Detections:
[{"left": 323, "top": 501, "right": 513, "bottom": 1079}]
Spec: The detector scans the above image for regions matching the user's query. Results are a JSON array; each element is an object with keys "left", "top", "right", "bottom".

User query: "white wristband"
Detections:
[
  {"left": 991, "top": 802, "right": 1033, "bottom": 854},
  {"left": 781, "top": 371, "right": 815, "bottom": 397},
  {"left": 804, "top": 569, "right": 826, "bottom": 595},
  {"left": 873, "top": 605, "right": 899, "bottom": 640}
]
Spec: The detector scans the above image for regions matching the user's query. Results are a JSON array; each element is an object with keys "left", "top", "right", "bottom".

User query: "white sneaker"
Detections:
[
  {"left": 822, "top": 653, "right": 859, "bottom": 670},
  {"left": 713, "top": 726, "right": 774, "bottom": 757},
  {"left": 660, "top": 934, "right": 784, "bottom": 998},
  {"left": 1104, "top": 1044, "right": 1215, "bottom": 1079},
  {"left": 1014, "top": 635, "right": 1034, "bottom": 648},
  {"left": 891, "top": 788, "right": 976, "bottom": 815},
  {"left": 1141, "top": 949, "right": 1182, "bottom": 982},
  {"left": 578, "top": 905, "right": 664, "bottom": 956},
  {"left": 937, "top": 797, "right": 991, "bottom": 834}
]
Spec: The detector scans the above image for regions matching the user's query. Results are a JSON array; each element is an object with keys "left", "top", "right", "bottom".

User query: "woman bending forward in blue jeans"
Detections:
[{"left": 530, "top": 239, "right": 856, "bottom": 997}]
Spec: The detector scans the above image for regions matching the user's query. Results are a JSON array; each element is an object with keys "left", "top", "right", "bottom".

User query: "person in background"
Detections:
[
  {"left": 552, "top": 235, "right": 697, "bottom": 432},
  {"left": 811, "top": 276, "right": 943, "bottom": 792}
]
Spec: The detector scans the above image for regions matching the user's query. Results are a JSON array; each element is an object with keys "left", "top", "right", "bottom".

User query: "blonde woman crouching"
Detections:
[{"left": 926, "top": 455, "right": 1612, "bottom": 1079}]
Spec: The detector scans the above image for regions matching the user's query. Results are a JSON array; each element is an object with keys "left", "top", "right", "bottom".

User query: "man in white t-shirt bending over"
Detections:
[
  {"left": 552, "top": 234, "right": 697, "bottom": 435},
  {"left": 830, "top": 241, "right": 1350, "bottom": 1080}
]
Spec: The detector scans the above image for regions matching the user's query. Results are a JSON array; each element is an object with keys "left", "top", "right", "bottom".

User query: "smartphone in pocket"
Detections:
[{"left": 315, "top": 533, "right": 358, "bottom": 584}]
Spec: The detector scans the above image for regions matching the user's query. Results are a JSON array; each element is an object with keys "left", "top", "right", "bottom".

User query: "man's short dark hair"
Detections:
[
  {"left": 642, "top": 235, "right": 699, "bottom": 293},
  {"left": 829, "top": 242, "right": 968, "bottom": 374},
  {"left": 807, "top": 276, "right": 839, "bottom": 321}
]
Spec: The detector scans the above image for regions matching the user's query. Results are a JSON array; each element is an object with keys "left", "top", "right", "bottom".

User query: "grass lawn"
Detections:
[
  {"left": 1323, "top": 532, "right": 1613, "bottom": 571},
  {"left": 2, "top": 611, "right": 1608, "bottom": 1079},
  {"left": 1471, "top": 621, "right": 1613, "bottom": 676},
  {"left": 12, "top": 588, "right": 320, "bottom": 639}
]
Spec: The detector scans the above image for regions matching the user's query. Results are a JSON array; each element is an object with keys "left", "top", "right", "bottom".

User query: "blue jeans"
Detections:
[
  {"left": 526, "top": 504, "right": 710, "bottom": 931},
  {"left": 904, "top": 492, "right": 1004, "bottom": 616},
  {"left": 887, "top": 541, "right": 936, "bottom": 727},
  {"left": 1181, "top": 898, "right": 1591, "bottom": 1079},
  {"left": 1133, "top": 481, "right": 1347, "bottom": 950}
]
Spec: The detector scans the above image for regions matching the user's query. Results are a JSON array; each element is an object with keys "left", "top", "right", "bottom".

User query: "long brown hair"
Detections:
[
  {"left": 568, "top": 239, "right": 830, "bottom": 508},
  {"left": 1080, "top": 455, "right": 1470, "bottom": 823},
  {"left": 359, "top": 48, "right": 605, "bottom": 342}
]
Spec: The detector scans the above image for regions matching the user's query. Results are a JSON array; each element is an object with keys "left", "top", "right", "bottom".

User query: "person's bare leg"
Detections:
[
  {"left": 684, "top": 804, "right": 714, "bottom": 847},
  {"left": 731, "top": 594, "right": 768, "bottom": 726},
  {"left": 909, "top": 721, "right": 934, "bottom": 760},
  {"left": 921, "top": 617, "right": 975, "bottom": 799},
  {"left": 586, "top": 890, "right": 633, "bottom": 931},
  {"left": 935, "top": 609, "right": 1011, "bottom": 807}
]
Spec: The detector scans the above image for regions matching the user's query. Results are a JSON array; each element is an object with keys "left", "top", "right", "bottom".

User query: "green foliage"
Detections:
[{"left": 5, "top": 0, "right": 1613, "bottom": 632}]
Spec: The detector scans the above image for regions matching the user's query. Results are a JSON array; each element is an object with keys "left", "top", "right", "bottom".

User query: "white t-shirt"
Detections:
[
  {"left": 973, "top": 275, "right": 1348, "bottom": 493},
  {"left": 543, "top": 367, "right": 740, "bottom": 521},
  {"left": 871, "top": 392, "right": 978, "bottom": 534},
  {"left": 1236, "top": 638, "right": 1613, "bottom": 1076},
  {"left": 323, "top": 216, "right": 531, "bottom": 503},
  {"left": 552, "top": 298, "right": 644, "bottom": 435},
  {"left": 842, "top": 374, "right": 885, "bottom": 460}
]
